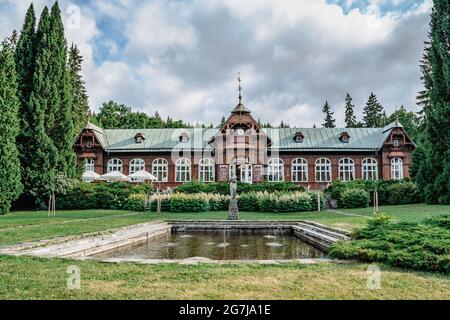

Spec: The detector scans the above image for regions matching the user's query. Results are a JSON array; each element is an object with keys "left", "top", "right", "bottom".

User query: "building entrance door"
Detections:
[{"left": 240, "top": 164, "right": 252, "bottom": 184}]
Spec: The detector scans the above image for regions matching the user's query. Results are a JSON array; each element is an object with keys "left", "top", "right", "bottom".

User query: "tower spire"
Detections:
[{"left": 237, "top": 72, "right": 242, "bottom": 104}]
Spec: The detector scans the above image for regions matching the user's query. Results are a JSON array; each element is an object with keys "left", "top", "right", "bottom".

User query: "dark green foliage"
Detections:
[
  {"left": 386, "top": 106, "right": 420, "bottom": 140},
  {"left": 340, "top": 189, "right": 370, "bottom": 208},
  {"left": 363, "top": 93, "right": 385, "bottom": 127},
  {"left": 238, "top": 193, "right": 259, "bottom": 211},
  {"left": 386, "top": 182, "right": 423, "bottom": 205},
  {"left": 169, "top": 196, "right": 209, "bottom": 213},
  {"left": 326, "top": 180, "right": 422, "bottom": 207},
  {"left": 15, "top": 4, "right": 36, "bottom": 172},
  {"left": 416, "top": 0, "right": 450, "bottom": 205},
  {"left": 56, "top": 182, "right": 154, "bottom": 210},
  {"left": 0, "top": 43, "right": 23, "bottom": 214},
  {"left": 68, "top": 44, "right": 89, "bottom": 134},
  {"left": 94, "top": 100, "right": 192, "bottom": 129},
  {"left": 322, "top": 100, "right": 336, "bottom": 128},
  {"left": 344, "top": 93, "right": 357, "bottom": 128},
  {"left": 329, "top": 215, "right": 450, "bottom": 273},
  {"left": 417, "top": 40, "right": 432, "bottom": 124},
  {"left": 174, "top": 181, "right": 305, "bottom": 195}
]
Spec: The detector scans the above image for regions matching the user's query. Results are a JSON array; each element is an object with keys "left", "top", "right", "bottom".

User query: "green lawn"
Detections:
[
  {"left": 0, "top": 255, "right": 448, "bottom": 300},
  {"left": 0, "top": 204, "right": 448, "bottom": 299}
]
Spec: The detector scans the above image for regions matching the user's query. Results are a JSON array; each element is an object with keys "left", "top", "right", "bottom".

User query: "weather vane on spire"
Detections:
[{"left": 237, "top": 72, "right": 242, "bottom": 104}]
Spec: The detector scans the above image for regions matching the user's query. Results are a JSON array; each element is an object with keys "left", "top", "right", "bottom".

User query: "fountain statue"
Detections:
[{"left": 228, "top": 176, "right": 239, "bottom": 220}]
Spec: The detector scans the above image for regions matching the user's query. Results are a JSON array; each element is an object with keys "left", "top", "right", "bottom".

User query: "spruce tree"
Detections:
[
  {"left": 416, "top": 0, "right": 450, "bottom": 204},
  {"left": 68, "top": 43, "right": 89, "bottom": 134},
  {"left": 322, "top": 100, "right": 336, "bottom": 128},
  {"left": 0, "top": 42, "right": 23, "bottom": 214},
  {"left": 344, "top": 93, "right": 357, "bottom": 128},
  {"left": 416, "top": 40, "right": 432, "bottom": 125},
  {"left": 363, "top": 93, "right": 385, "bottom": 127},
  {"left": 15, "top": 4, "right": 36, "bottom": 179},
  {"left": 49, "top": 2, "right": 76, "bottom": 177}
]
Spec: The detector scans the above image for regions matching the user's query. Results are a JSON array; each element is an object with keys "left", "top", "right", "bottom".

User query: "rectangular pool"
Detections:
[{"left": 92, "top": 232, "right": 326, "bottom": 260}]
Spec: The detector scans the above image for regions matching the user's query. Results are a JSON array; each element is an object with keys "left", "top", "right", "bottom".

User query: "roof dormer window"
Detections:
[
  {"left": 294, "top": 132, "right": 304, "bottom": 143},
  {"left": 339, "top": 132, "right": 350, "bottom": 143},
  {"left": 134, "top": 133, "right": 145, "bottom": 144},
  {"left": 179, "top": 132, "right": 190, "bottom": 143}
]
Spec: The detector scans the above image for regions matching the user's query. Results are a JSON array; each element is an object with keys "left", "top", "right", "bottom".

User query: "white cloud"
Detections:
[{"left": 0, "top": 0, "right": 432, "bottom": 127}]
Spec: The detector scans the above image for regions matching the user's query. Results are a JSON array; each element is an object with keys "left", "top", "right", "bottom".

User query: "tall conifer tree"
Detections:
[
  {"left": 416, "top": 0, "right": 450, "bottom": 204},
  {"left": 344, "top": 93, "right": 357, "bottom": 128},
  {"left": 15, "top": 4, "right": 36, "bottom": 179},
  {"left": 68, "top": 44, "right": 90, "bottom": 135},
  {"left": 322, "top": 100, "right": 336, "bottom": 128},
  {"left": 0, "top": 42, "right": 23, "bottom": 214},
  {"left": 363, "top": 93, "right": 385, "bottom": 127}
]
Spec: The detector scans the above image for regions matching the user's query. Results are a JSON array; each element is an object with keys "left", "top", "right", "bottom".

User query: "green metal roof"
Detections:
[{"left": 90, "top": 122, "right": 402, "bottom": 153}]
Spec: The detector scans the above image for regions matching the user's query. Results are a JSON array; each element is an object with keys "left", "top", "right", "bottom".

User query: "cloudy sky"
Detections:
[{"left": 0, "top": 0, "right": 432, "bottom": 127}]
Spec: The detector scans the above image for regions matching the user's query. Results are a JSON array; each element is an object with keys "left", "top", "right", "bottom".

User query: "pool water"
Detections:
[{"left": 93, "top": 232, "right": 326, "bottom": 260}]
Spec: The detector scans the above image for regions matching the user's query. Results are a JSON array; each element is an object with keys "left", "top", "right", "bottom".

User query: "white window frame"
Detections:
[
  {"left": 129, "top": 158, "right": 146, "bottom": 175},
  {"left": 362, "top": 158, "right": 378, "bottom": 180},
  {"left": 291, "top": 158, "right": 308, "bottom": 182},
  {"left": 176, "top": 158, "right": 191, "bottom": 183},
  {"left": 199, "top": 158, "right": 215, "bottom": 183},
  {"left": 107, "top": 158, "right": 123, "bottom": 173},
  {"left": 152, "top": 158, "right": 168, "bottom": 183},
  {"left": 339, "top": 158, "right": 355, "bottom": 181},
  {"left": 315, "top": 158, "right": 331, "bottom": 182},
  {"left": 84, "top": 159, "right": 95, "bottom": 172},
  {"left": 267, "top": 158, "right": 284, "bottom": 182},
  {"left": 391, "top": 157, "right": 403, "bottom": 180}
]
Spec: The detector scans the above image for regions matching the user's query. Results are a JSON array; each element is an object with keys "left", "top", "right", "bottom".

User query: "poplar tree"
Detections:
[
  {"left": 0, "top": 42, "right": 23, "bottom": 214},
  {"left": 322, "top": 100, "right": 336, "bottom": 128},
  {"left": 344, "top": 93, "right": 357, "bottom": 128},
  {"left": 416, "top": 0, "right": 450, "bottom": 204},
  {"left": 15, "top": 4, "right": 36, "bottom": 179},
  {"left": 68, "top": 44, "right": 89, "bottom": 135},
  {"left": 363, "top": 93, "right": 385, "bottom": 127}
]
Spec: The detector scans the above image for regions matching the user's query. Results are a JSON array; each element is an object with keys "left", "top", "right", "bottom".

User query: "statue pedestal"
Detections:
[{"left": 228, "top": 199, "right": 239, "bottom": 220}]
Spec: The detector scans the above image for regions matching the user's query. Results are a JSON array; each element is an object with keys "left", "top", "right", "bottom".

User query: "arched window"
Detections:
[
  {"left": 199, "top": 158, "right": 215, "bottom": 183},
  {"left": 84, "top": 159, "right": 95, "bottom": 172},
  {"left": 391, "top": 157, "right": 403, "bottom": 180},
  {"left": 315, "top": 158, "right": 331, "bottom": 182},
  {"left": 176, "top": 158, "right": 191, "bottom": 182},
  {"left": 339, "top": 158, "right": 355, "bottom": 181},
  {"left": 129, "top": 158, "right": 145, "bottom": 175},
  {"left": 292, "top": 158, "right": 308, "bottom": 182},
  {"left": 107, "top": 158, "right": 123, "bottom": 173},
  {"left": 362, "top": 158, "right": 378, "bottom": 180},
  {"left": 152, "top": 159, "right": 168, "bottom": 182},
  {"left": 267, "top": 158, "right": 284, "bottom": 182}
]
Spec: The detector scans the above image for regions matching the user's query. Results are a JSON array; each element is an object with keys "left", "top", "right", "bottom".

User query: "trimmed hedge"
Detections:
[
  {"left": 174, "top": 181, "right": 305, "bottom": 195},
  {"left": 329, "top": 214, "right": 450, "bottom": 273},
  {"left": 325, "top": 179, "right": 422, "bottom": 208},
  {"left": 56, "top": 182, "right": 153, "bottom": 210},
  {"left": 341, "top": 188, "right": 370, "bottom": 209},
  {"left": 146, "top": 191, "right": 323, "bottom": 213}
]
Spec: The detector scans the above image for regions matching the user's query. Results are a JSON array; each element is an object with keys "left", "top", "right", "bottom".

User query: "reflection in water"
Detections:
[{"left": 93, "top": 233, "right": 326, "bottom": 260}]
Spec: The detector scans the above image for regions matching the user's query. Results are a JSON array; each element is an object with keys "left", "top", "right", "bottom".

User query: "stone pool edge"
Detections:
[{"left": 0, "top": 220, "right": 351, "bottom": 264}]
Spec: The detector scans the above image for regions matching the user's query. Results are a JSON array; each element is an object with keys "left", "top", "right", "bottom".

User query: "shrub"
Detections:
[
  {"left": 329, "top": 215, "right": 450, "bottom": 273},
  {"left": 56, "top": 182, "right": 153, "bottom": 210},
  {"left": 174, "top": 181, "right": 305, "bottom": 195},
  {"left": 340, "top": 188, "right": 370, "bottom": 208},
  {"left": 208, "top": 194, "right": 230, "bottom": 211},
  {"left": 169, "top": 193, "right": 209, "bottom": 212},
  {"left": 325, "top": 179, "right": 423, "bottom": 208},
  {"left": 386, "top": 182, "right": 422, "bottom": 205},
  {"left": 124, "top": 193, "right": 148, "bottom": 211},
  {"left": 368, "top": 213, "right": 392, "bottom": 227},
  {"left": 238, "top": 193, "right": 260, "bottom": 211}
]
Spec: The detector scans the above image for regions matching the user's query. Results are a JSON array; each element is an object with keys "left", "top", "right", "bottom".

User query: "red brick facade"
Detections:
[{"left": 74, "top": 109, "right": 415, "bottom": 190}]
